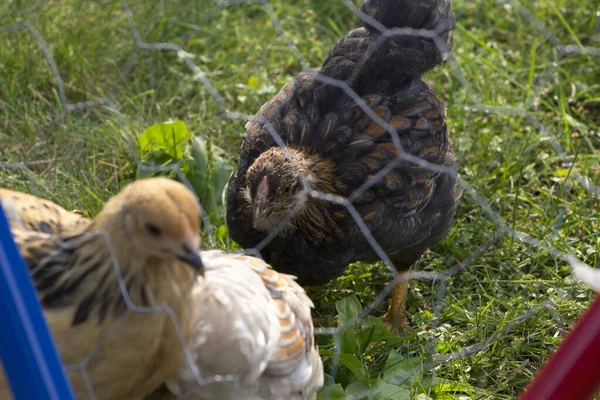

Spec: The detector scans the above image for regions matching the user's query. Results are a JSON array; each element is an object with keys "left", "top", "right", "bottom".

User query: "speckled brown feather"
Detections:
[
  {"left": 0, "top": 188, "right": 90, "bottom": 234},
  {"left": 236, "top": 255, "right": 316, "bottom": 377},
  {"left": 226, "top": 0, "right": 459, "bottom": 285},
  {"left": 0, "top": 178, "right": 202, "bottom": 400}
]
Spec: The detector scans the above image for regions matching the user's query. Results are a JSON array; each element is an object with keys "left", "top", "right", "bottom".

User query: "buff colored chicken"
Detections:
[
  {"left": 0, "top": 188, "right": 90, "bottom": 234},
  {"left": 226, "top": 0, "right": 459, "bottom": 331},
  {"left": 0, "top": 177, "right": 204, "bottom": 400},
  {"left": 146, "top": 250, "right": 323, "bottom": 400}
]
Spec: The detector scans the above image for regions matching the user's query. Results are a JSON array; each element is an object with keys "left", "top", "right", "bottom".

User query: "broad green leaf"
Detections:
[
  {"left": 187, "top": 135, "right": 234, "bottom": 221},
  {"left": 358, "top": 315, "right": 406, "bottom": 348},
  {"left": 416, "top": 375, "right": 443, "bottom": 390},
  {"left": 135, "top": 121, "right": 234, "bottom": 222},
  {"left": 345, "top": 379, "right": 411, "bottom": 400},
  {"left": 344, "top": 379, "right": 371, "bottom": 397},
  {"left": 335, "top": 295, "right": 362, "bottom": 354},
  {"left": 138, "top": 120, "right": 191, "bottom": 161},
  {"left": 320, "top": 349, "right": 367, "bottom": 380},
  {"left": 382, "top": 350, "right": 422, "bottom": 386},
  {"left": 135, "top": 121, "right": 192, "bottom": 183},
  {"left": 371, "top": 379, "right": 411, "bottom": 400},
  {"left": 341, "top": 327, "right": 359, "bottom": 355},
  {"left": 215, "top": 224, "right": 228, "bottom": 243},
  {"left": 336, "top": 295, "right": 362, "bottom": 326},
  {"left": 317, "top": 383, "right": 346, "bottom": 400}
]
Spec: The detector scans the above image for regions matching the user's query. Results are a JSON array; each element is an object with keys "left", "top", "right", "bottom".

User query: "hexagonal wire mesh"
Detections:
[{"left": 0, "top": 0, "right": 599, "bottom": 399}]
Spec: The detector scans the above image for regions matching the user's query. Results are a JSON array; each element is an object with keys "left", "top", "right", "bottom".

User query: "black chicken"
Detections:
[{"left": 226, "top": 0, "right": 460, "bottom": 330}]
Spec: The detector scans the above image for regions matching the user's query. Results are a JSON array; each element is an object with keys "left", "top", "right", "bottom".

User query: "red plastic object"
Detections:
[{"left": 519, "top": 294, "right": 600, "bottom": 400}]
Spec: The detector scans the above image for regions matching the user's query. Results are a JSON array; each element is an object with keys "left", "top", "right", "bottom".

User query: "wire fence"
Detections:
[{"left": 0, "top": 0, "right": 599, "bottom": 399}]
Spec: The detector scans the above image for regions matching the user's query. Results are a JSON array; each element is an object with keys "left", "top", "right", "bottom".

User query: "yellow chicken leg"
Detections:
[{"left": 381, "top": 268, "right": 413, "bottom": 332}]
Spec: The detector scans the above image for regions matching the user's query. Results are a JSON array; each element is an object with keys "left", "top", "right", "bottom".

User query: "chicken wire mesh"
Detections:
[{"left": 0, "top": 0, "right": 599, "bottom": 399}]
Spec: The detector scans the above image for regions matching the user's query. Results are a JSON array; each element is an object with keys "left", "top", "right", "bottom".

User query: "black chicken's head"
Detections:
[{"left": 243, "top": 147, "right": 309, "bottom": 234}]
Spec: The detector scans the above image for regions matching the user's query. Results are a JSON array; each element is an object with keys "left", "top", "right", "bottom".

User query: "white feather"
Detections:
[
  {"left": 572, "top": 262, "right": 600, "bottom": 292},
  {"left": 164, "top": 250, "right": 323, "bottom": 400}
]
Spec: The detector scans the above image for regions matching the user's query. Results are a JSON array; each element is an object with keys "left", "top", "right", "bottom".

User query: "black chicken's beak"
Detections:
[
  {"left": 253, "top": 197, "right": 271, "bottom": 229},
  {"left": 253, "top": 175, "right": 269, "bottom": 228},
  {"left": 253, "top": 202, "right": 264, "bottom": 225},
  {"left": 177, "top": 243, "right": 204, "bottom": 277}
]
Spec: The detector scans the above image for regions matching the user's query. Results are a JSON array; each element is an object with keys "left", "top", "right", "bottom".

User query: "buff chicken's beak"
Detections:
[{"left": 176, "top": 242, "right": 204, "bottom": 276}]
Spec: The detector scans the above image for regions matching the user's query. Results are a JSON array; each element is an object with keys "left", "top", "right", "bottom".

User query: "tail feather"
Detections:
[
  {"left": 360, "top": 0, "right": 454, "bottom": 54},
  {"left": 316, "top": 0, "right": 455, "bottom": 96}
]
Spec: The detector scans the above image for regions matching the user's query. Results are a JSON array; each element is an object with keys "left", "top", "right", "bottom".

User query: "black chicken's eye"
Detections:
[{"left": 146, "top": 223, "right": 162, "bottom": 237}]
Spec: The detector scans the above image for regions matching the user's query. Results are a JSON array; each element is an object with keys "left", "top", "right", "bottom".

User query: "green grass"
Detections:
[{"left": 1, "top": 0, "right": 599, "bottom": 398}]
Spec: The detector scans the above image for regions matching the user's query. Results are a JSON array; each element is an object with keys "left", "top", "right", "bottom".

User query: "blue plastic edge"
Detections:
[{"left": 0, "top": 205, "right": 75, "bottom": 399}]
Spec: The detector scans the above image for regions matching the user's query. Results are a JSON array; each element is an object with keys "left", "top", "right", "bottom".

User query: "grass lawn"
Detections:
[{"left": 1, "top": 0, "right": 599, "bottom": 398}]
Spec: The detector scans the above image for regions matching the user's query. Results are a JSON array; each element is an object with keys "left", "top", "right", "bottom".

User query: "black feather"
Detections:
[
  {"left": 72, "top": 292, "right": 96, "bottom": 326},
  {"left": 227, "top": 0, "right": 459, "bottom": 285},
  {"left": 140, "top": 286, "right": 149, "bottom": 307}
]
